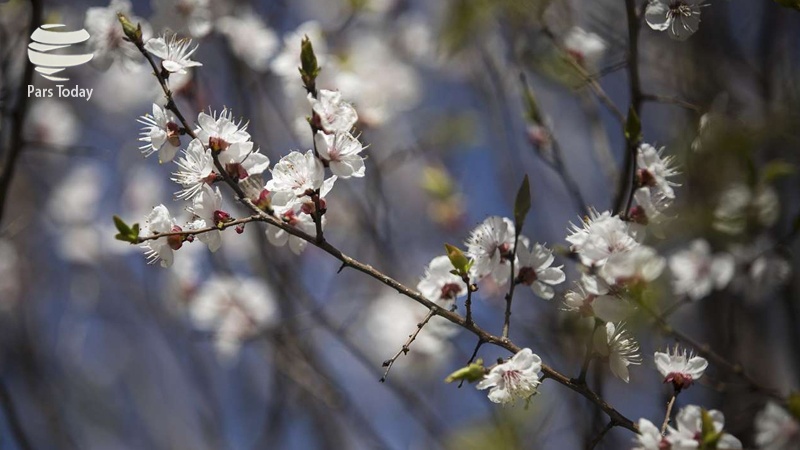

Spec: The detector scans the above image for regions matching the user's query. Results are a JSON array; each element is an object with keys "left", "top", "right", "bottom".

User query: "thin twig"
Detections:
[
  {"left": 660, "top": 392, "right": 677, "bottom": 435},
  {"left": 502, "top": 232, "right": 521, "bottom": 339},
  {"left": 587, "top": 420, "right": 615, "bottom": 450},
  {"left": 381, "top": 308, "right": 437, "bottom": 382},
  {"left": 127, "top": 32, "right": 639, "bottom": 434},
  {"left": 458, "top": 339, "right": 486, "bottom": 388},
  {"left": 642, "top": 93, "right": 701, "bottom": 112},
  {"left": 136, "top": 215, "right": 260, "bottom": 242},
  {"left": 614, "top": 0, "right": 644, "bottom": 215}
]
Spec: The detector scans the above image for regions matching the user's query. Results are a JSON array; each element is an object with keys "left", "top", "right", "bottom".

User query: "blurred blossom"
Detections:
[
  {"left": 364, "top": 291, "right": 457, "bottom": 377},
  {"left": 563, "top": 26, "right": 607, "bottom": 69},
  {"left": 94, "top": 64, "right": 160, "bottom": 113},
  {"left": 150, "top": 0, "right": 212, "bottom": 38},
  {"left": 594, "top": 322, "right": 641, "bottom": 383},
  {"left": 85, "top": 0, "right": 151, "bottom": 70},
  {"left": 669, "top": 239, "right": 734, "bottom": 301},
  {"left": 46, "top": 163, "right": 104, "bottom": 225},
  {"left": 216, "top": 12, "right": 278, "bottom": 72},
  {"left": 24, "top": 99, "right": 79, "bottom": 148},
  {"left": 189, "top": 275, "right": 278, "bottom": 360},
  {"left": 633, "top": 418, "right": 667, "bottom": 450},
  {"left": 755, "top": 402, "right": 800, "bottom": 450},
  {"left": 563, "top": 281, "right": 634, "bottom": 323},
  {"left": 728, "top": 237, "right": 791, "bottom": 304},
  {"left": 666, "top": 406, "right": 742, "bottom": 448},
  {"left": 334, "top": 33, "right": 422, "bottom": 127},
  {"left": 713, "top": 183, "right": 780, "bottom": 235}
]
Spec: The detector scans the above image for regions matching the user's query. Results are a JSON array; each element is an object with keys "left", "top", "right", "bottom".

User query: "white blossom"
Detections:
[
  {"left": 631, "top": 187, "right": 673, "bottom": 238},
  {"left": 25, "top": 99, "right": 79, "bottom": 148},
  {"left": 172, "top": 139, "right": 215, "bottom": 200},
  {"left": 645, "top": 0, "right": 705, "bottom": 41},
  {"left": 144, "top": 34, "right": 202, "bottom": 74},
  {"left": 666, "top": 405, "right": 742, "bottom": 449},
  {"left": 266, "top": 150, "right": 330, "bottom": 197},
  {"left": 476, "top": 348, "right": 542, "bottom": 405},
  {"left": 567, "top": 209, "right": 640, "bottom": 267},
  {"left": 266, "top": 202, "right": 318, "bottom": 255},
  {"left": 669, "top": 239, "right": 734, "bottom": 301},
  {"left": 194, "top": 108, "right": 251, "bottom": 151},
  {"left": 186, "top": 185, "right": 224, "bottom": 252},
  {"left": 655, "top": 345, "right": 708, "bottom": 391},
  {"left": 466, "top": 216, "right": 520, "bottom": 284},
  {"left": 417, "top": 255, "right": 467, "bottom": 303},
  {"left": 637, "top": 143, "right": 680, "bottom": 199},
  {"left": 755, "top": 402, "right": 800, "bottom": 450},
  {"left": 515, "top": 243, "right": 565, "bottom": 300},
  {"left": 138, "top": 103, "right": 181, "bottom": 162},
  {"left": 309, "top": 90, "right": 359, "bottom": 134},
  {"left": 314, "top": 131, "right": 366, "bottom": 178},
  {"left": 594, "top": 322, "right": 641, "bottom": 383},
  {"left": 601, "top": 245, "right": 666, "bottom": 287},
  {"left": 140, "top": 204, "right": 179, "bottom": 268}
]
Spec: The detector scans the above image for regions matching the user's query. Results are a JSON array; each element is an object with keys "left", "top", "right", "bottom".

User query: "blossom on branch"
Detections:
[
  {"left": 632, "top": 418, "right": 669, "bottom": 450},
  {"left": 186, "top": 185, "right": 225, "bottom": 252},
  {"left": 140, "top": 204, "right": 180, "bottom": 268},
  {"left": 567, "top": 209, "right": 640, "bottom": 268},
  {"left": 309, "top": 89, "right": 359, "bottom": 134},
  {"left": 144, "top": 33, "right": 202, "bottom": 75},
  {"left": 417, "top": 255, "right": 467, "bottom": 303},
  {"left": 476, "top": 348, "right": 542, "bottom": 405},
  {"left": 515, "top": 243, "right": 565, "bottom": 300},
  {"left": 172, "top": 139, "right": 216, "bottom": 200},
  {"left": 466, "top": 216, "right": 521, "bottom": 285},
  {"left": 314, "top": 130, "right": 366, "bottom": 178},
  {"left": 645, "top": 0, "right": 706, "bottom": 41},
  {"left": 637, "top": 143, "right": 680, "bottom": 200},
  {"left": 655, "top": 345, "right": 708, "bottom": 392},
  {"left": 138, "top": 103, "right": 181, "bottom": 162}
]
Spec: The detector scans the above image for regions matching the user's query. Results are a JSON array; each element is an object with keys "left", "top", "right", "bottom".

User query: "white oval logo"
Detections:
[{"left": 28, "top": 24, "right": 93, "bottom": 81}]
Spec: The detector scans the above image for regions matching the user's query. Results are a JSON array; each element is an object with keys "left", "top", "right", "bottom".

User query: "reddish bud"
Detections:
[
  {"left": 628, "top": 205, "right": 648, "bottom": 225},
  {"left": 208, "top": 136, "right": 230, "bottom": 152},
  {"left": 167, "top": 225, "right": 184, "bottom": 250},
  {"left": 235, "top": 225, "right": 245, "bottom": 234},
  {"left": 213, "top": 210, "right": 232, "bottom": 227}
]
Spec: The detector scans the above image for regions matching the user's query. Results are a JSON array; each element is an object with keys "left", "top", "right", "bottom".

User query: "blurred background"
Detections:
[{"left": 0, "top": 0, "right": 799, "bottom": 448}]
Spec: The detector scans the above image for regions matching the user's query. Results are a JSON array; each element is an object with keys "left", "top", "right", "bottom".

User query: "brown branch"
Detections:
[
  {"left": 136, "top": 215, "right": 261, "bottom": 242},
  {"left": 660, "top": 392, "right": 677, "bottom": 434},
  {"left": 126, "top": 29, "right": 639, "bottom": 435},
  {"left": 586, "top": 420, "right": 615, "bottom": 450}
]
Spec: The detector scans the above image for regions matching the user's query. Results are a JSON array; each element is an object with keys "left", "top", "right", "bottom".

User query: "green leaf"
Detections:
[
  {"left": 445, "top": 359, "right": 485, "bottom": 383},
  {"left": 624, "top": 106, "right": 642, "bottom": 143},
  {"left": 761, "top": 160, "right": 796, "bottom": 183},
  {"left": 699, "top": 409, "right": 722, "bottom": 449},
  {"left": 299, "top": 35, "right": 320, "bottom": 89},
  {"left": 513, "top": 174, "right": 531, "bottom": 231},
  {"left": 444, "top": 243, "right": 470, "bottom": 276},
  {"left": 113, "top": 215, "right": 139, "bottom": 244}
]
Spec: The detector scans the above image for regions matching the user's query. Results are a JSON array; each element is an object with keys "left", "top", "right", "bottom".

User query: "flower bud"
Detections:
[{"left": 117, "top": 13, "right": 142, "bottom": 45}]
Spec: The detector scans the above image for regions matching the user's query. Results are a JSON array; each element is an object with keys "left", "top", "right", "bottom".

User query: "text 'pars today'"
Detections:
[{"left": 27, "top": 85, "right": 93, "bottom": 101}]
